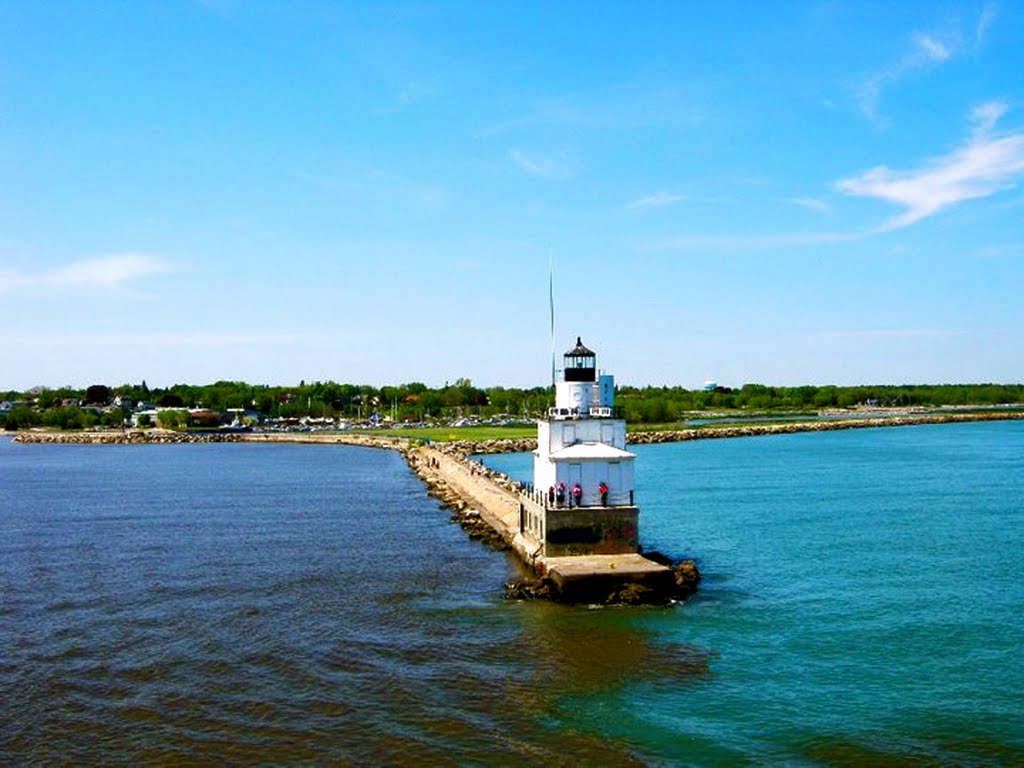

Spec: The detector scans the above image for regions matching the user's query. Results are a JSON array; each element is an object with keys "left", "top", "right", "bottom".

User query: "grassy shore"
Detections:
[
  {"left": 362, "top": 407, "right": 1024, "bottom": 443},
  {"left": 11, "top": 407, "right": 1024, "bottom": 448},
  {"left": 350, "top": 424, "right": 537, "bottom": 442}
]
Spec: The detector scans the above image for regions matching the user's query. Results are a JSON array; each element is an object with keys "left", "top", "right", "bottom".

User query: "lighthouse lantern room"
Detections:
[{"left": 517, "top": 338, "right": 640, "bottom": 557}]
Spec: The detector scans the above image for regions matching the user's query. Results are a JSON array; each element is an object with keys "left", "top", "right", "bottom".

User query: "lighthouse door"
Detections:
[
  {"left": 606, "top": 462, "right": 622, "bottom": 505},
  {"left": 567, "top": 463, "right": 582, "bottom": 498}
]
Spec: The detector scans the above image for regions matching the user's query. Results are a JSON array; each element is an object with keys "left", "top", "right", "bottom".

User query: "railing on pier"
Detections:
[{"left": 519, "top": 483, "right": 635, "bottom": 512}]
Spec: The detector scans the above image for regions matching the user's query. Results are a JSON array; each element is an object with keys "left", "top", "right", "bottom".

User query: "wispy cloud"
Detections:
[
  {"left": 913, "top": 33, "right": 952, "bottom": 62},
  {"left": 823, "top": 328, "right": 965, "bottom": 339},
  {"left": 856, "top": 7, "right": 995, "bottom": 122},
  {"left": 0, "top": 253, "right": 173, "bottom": 295},
  {"left": 836, "top": 102, "right": 1024, "bottom": 230},
  {"left": 969, "top": 100, "right": 1006, "bottom": 140},
  {"left": 645, "top": 230, "right": 858, "bottom": 252},
  {"left": 396, "top": 80, "right": 437, "bottom": 107},
  {"left": 788, "top": 197, "right": 831, "bottom": 215},
  {"left": 627, "top": 192, "right": 690, "bottom": 210},
  {"left": 376, "top": 80, "right": 441, "bottom": 114},
  {"left": 975, "top": 2, "right": 997, "bottom": 48},
  {"left": 972, "top": 244, "right": 1024, "bottom": 260},
  {"left": 9, "top": 331, "right": 312, "bottom": 347},
  {"left": 480, "top": 85, "right": 707, "bottom": 138},
  {"left": 509, "top": 148, "right": 573, "bottom": 181},
  {"left": 858, "top": 32, "right": 955, "bottom": 121}
]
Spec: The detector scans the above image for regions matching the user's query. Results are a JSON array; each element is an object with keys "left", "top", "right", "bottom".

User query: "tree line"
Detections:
[
  {"left": 615, "top": 382, "right": 1024, "bottom": 423},
  {"left": 0, "top": 379, "right": 551, "bottom": 430},
  {"left": 3, "top": 379, "right": 1023, "bottom": 431}
]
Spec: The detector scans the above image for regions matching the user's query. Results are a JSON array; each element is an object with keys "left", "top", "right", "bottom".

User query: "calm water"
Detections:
[{"left": 3, "top": 423, "right": 1023, "bottom": 765}]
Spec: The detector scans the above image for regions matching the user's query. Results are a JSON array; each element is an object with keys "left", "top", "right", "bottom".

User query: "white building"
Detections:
[{"left": 518, "top": 338, "right": 640, "bottom": 557}]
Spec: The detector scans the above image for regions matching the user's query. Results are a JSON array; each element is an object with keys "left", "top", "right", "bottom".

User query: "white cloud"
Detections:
[
  {"left": 788, "top": 197, "right": 831, "bottom": 215},
  {"left": 479, "top": 86, "right": 706, "bottom": 138},
  {"left": 836, "top": 103, "right": 1024, "bottom": 230},
  {"left": 973, "top": 244, "right": 1024, "bottom": 260},
  {"left": 0, "top": 253, "right": 173, "bottom": 295},
  {"left": 975, "top": 2, "right": 997, "bottom": 48},
  {"left": 645, "top": 230, "right": 857, "bottom": 251},
  {"left": 8, "top": 331, "right": 311, "bottom": 348},
  {"left": 824, "top": 328, "right": 964, "bottom": 339},
  {"left": 508, "top": 148, "right": 573, "bottom": 180},
  {"left": 969, "top": 100, "right": 1007, "bottom": 140},
  {"left": 627, "top": 192, "right": 689, "bottom": 210},
  {"left": 856, "top": 10, "right": 991, "bottom": 122},
  {"left": 913, "top": 33, "right": 951, "bottom": 62}
]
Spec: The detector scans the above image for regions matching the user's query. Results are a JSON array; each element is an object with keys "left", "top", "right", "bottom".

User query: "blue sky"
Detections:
[{"left": 2, "top": 1, "right": 1022, "bottom": 390}]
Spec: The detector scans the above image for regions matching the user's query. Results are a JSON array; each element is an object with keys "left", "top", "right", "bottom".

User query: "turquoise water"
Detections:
[
  {"left": 3, "top": 422, "right": 1023, "bottom": 764},
  {"left": 483, "top": 421, "right": 1024, "bottom": 764}
]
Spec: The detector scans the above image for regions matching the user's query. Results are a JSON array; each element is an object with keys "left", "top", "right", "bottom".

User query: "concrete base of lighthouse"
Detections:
[
  {"left": 513, "top": 460, "right": 680, "bottom": 601},
  {"left": 542, "top": 554, "right": 677, "bottom": 603},
  {"left": 510, "top": 531, "right": 676, "bottom": 602},
  {"left": 512, "top": 493, "right": 678, "bottom": 602}
]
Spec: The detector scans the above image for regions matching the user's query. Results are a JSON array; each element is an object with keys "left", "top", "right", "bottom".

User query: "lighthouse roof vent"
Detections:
[{"left": 565, "top": 337, "right": 595, "bottom": 357}]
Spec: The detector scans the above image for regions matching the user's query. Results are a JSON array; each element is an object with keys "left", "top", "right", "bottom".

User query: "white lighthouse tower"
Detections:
[{"left": 516, "top": 338, "right": 639, "bottom": 558}]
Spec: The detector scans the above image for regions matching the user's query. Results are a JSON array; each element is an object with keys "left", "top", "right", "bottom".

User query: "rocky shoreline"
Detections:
[
  {"left": 626, "top": 409, "right": 1024, "bottom": 445},
  {"left": 416, "top": 409, "right": 1024, "bottom": 457},
  {"left": 11, "top": 409, "right": 1022, "bottom": 450},
  {"left": 503, "top": 555, "right": 701, "bottom": 606},
  {"left": 403, "top": 448, "right": 514, "bottom": 553},
  {"left": 11, "top": 429, "right": 248, "bottom": 444}
]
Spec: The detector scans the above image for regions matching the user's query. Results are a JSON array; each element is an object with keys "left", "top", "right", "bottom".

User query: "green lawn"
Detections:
[
  {"left": 355, "top": 424, "right": 538, "bottom": 442},
  {"left": 361, "top": 419, "right": 794, "bottom": 442}
]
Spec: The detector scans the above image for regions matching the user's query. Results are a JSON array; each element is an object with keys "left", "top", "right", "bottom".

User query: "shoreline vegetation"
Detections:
[
  {"left": 11, "top": 408, "right": 1024, "bottom": 450},
  {"left": 5, "top": 380, "right": 1024, "bottom": 434}
]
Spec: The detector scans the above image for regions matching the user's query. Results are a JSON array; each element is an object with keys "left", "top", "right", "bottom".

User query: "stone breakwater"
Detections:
[
  {"left": 11, "top": 430, "right": 414, "bottom": 449},
  {"left": 13, "top": 430, "right": 248, "bottom": 444},
  {"left": 626, "top": 410, "right": 1024, "bottom": 445},
  {"left": 403, "top": 446, "right": 516, "bottom": 553},
  {"left": 419, "top": 410, "right": 1024, "bottom": 457},
  {"left": 12, "top": 410, "right": 1021, "bottom": 450}
]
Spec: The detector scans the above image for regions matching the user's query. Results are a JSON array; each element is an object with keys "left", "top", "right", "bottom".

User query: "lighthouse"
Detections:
[{"left": 517, "top": 337, "right": 639, "bottom": 558}]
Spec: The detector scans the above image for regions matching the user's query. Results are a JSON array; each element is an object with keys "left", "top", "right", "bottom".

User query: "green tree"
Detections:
[
  {"left": 3, "top": 406, "right": 39, "bottom": 431},
  {"left": 157, "top": 410, "right": 187, "bottom": 429},
  {"left": 85, "top": 384, "right": 111, "bottom": 404}
]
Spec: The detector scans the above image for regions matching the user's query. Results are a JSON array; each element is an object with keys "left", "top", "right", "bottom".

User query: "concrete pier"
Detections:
[{"left": 405, "top": 443, "right": 695, "bottom": 604}]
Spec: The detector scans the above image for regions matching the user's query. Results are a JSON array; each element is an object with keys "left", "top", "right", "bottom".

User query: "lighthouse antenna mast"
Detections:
[{"left": 549, "top": 252, "right": 556, "bottom": 391}]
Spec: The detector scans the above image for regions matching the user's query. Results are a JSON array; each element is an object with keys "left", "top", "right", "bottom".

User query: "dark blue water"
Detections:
[{"left": 3, "top": 423, "right": 1023, "bottom": 765}]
